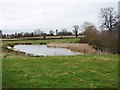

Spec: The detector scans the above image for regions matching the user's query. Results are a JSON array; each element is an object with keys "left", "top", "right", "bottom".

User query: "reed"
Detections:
[{"left": 47, "top": 43, "right": 97, "bottom": 54}]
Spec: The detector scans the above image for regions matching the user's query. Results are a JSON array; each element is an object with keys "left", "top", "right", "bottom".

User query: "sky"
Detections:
[{"left": 0, "top": 0, "right": 119, "bottom": 34}]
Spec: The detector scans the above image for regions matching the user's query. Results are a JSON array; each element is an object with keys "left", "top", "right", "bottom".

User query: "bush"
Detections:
[{"left": 80, "top": 26, "right": 118, "bottom": 53}]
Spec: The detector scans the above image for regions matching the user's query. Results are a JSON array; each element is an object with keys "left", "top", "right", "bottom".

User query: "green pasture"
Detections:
[{"left": 1, "top": 38, "right": 118, "bottom": 88}]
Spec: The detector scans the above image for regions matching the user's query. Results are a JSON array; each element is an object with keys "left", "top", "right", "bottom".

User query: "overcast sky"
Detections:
[{"left": 0, "top": 0, "right": 119, "bottom": 34}]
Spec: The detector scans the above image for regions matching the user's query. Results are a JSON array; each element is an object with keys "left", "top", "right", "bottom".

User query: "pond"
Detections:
[{"left": 13, "top": 45, "right": 80, "bottom": 56}]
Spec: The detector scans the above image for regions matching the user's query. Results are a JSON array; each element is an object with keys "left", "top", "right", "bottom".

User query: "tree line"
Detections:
[{"left": 2, "top": 27, "right": 82, "bottom": 38}]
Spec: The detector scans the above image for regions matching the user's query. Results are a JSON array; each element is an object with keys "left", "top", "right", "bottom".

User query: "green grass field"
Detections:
[
  {"left": 2, "top": 38, "right": 118, "bottom": 88},
  {"left": 2, "top": 38, "right": 80, "bottom": 46}
]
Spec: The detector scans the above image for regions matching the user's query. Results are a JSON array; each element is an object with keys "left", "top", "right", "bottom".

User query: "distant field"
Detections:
[
  {"left": 2, "top": 38, "right": 118, "bottom": 88},
  {"left": 2, "top": 38, "right": 80, "bottom": 46},
  {"left": 2, "top": 35, "right": 84, "bottom": 40}
]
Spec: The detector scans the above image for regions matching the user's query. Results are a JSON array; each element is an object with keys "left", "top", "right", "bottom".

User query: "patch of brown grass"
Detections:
[{"left": 47, "top": 43, "right": 96, "bottom": 54}]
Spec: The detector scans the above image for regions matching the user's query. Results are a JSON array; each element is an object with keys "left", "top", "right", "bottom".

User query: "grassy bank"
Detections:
[
  {"left": 2, "top": 54, "right": 118, "bottom": 88},
  {"left": 2, "top": 38, "right": 118, "bottom": 88}
]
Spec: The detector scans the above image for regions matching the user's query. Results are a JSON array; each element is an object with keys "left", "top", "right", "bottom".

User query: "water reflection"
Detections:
[{"left": 13, "top": 45, "right": 80, "bottom": 56}]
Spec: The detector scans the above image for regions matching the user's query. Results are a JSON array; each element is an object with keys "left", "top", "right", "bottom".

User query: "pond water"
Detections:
[{"left": 13, "top": 45, "right": 80, "bottom": 56}]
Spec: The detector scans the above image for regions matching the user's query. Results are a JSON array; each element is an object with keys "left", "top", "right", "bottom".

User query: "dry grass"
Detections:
[{"left": 47, "top": 43, "right": 96, "bottom": 54}]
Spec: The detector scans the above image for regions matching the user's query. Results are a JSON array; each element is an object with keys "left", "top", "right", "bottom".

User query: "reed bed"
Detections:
[{"left": 47, "top": 43, "right": 97, "bottom": 54}]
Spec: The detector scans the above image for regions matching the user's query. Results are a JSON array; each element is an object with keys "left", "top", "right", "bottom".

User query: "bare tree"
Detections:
[
  {"left": 34, "top": 29, "right": 41, "bottom": 36},
  {"left": 49, "top": 30, "right": 54, "bottom": 36},
  {"left": 55, "top": 29, "right": 58, "bottom": 36},
  {"left": 82, "top": 22, "right": 99, "bottom": 46},
  {"left": 58, "top": 29, "right": 73, "bottom": 36},
  {"left": 99, "top": 7, "right": 117, "bottom": 31},
  {"left": 73, "top": 25, "right": 79, "bottom": 38},
  {"left": 81, "top": 22, "right": 94, "bottom": 32},
  {"left": 34, "top": 29, "right": 44, "bottom": 36}
]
